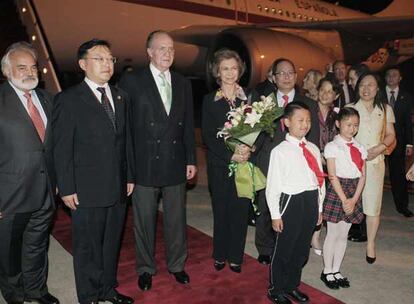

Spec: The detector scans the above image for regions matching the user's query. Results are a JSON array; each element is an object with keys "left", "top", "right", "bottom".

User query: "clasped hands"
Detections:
[
  {"left": 231, "top": 144, "right": 252, "bottom": 163},
  {"left": 342, "top": 197, "right": 356, "bottom": 215}
]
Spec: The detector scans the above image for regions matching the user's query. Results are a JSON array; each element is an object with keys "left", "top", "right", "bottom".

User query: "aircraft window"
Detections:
[
  {"left": 226, "top": 0, "right": 231, "bottom": 5},
  {"left": 297, "top": 14, "right": 302, "bottom": 19},
  {"left": 257, "top": 4, "right": 262, "bottom": 11},
  {"left": 264, "top": 7, "right": 269, "bottom": 12},
  {"left": 271, "top": 8, "right": 276, "bottom": 14},
  {"left": 304, "top": 15, "right": 308, "bottom": 20},
  {"left": 286, "top": 11, "right": 290, "bottom": 17},
  {"left": 309, "top": 17, "right": 313, "bottom": 21},
  {"left": 292, "top": 12, "right": 296, "bottom": 18},
  {"left": 278, "top": 9, "right": 283, "bottom": 15},
  {"left": 314, "top": 17, "right": 319, "bottom": 21}
]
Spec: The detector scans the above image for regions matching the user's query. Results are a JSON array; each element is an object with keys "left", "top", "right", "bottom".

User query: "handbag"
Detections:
[{"left": 380, "top": 105, "right": 397, "bottom": 155}]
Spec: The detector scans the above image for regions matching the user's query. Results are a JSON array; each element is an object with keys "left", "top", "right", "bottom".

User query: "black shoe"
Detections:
[
  {"left": 348, "top": 234, "right": 367, "bottom": 242},
  {"left": 320, "top": 272, "right": 339, "bottom": 289},
  {"left": 267, "top": 293, "right": 292, "bottom": 304},
  {"left": 286, "top": 289, "right": 309, "bottom": 303},
  {"left": 26, "top": 293, "right": 60, "bottom": 304},
  {"left": 7, "top": 301, "right": 24, "bottom": 304},
  {"left": 398, "top": 208, "right": 414, "bottom": 217},
  {"left": 229, "top": 264, "right": 241, "bottom": 273},
  {"left": 333, "top": 272, "right": 350, "bottom": 288},
  {"left": 214, "top": 260, "right": 225, "bottom": 271},
  {"left": 103, "top": 292, "right": 134, "bottom": 304},
  {"left": 138, "top": 272, "right": 152, "bottom": 291},
  {"left": 170, "top": 270, "right": 190, "bottom": 284},
  {"left": 257, "top": 255, "right": 271, "bottom": 265},
  {"left": 366, "top": 254, "right": 376, "bottom": 264}
]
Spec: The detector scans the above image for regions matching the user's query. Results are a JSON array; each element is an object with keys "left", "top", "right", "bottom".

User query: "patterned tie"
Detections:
[
  {"left": 159, "top": 72, "right": 172, "bottom": 114},
  {"left": 390, "top": 90, "right": 396, "bottom": 108},
  {"left": 280, "top": 95, "right": 289, "bottom": 132},
  {"left": 23, "top": 92, "right": 45, "bottom": 142},
  {"left": 299, "top": 142, "right": 326, "bottom": 187},
  {"left": 96, "top": 87, "right": 116, "bottom": 129},
  {"left": 347, "top": 143, "right": 363, "bottom": 172}
]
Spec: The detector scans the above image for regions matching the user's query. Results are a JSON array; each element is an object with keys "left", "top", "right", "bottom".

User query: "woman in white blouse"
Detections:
[{"left": 347, "top": 72, "right": 396, "bottom": 263}]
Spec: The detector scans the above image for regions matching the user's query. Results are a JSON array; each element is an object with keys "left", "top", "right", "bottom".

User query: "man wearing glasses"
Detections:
[
  {"left": 52, "top": 39, "right": 134, "bottom": 304},
  {"left": 254, "top": 58, "right": 320, "bottom": 267},
  {"left": 118, "top": 30, "right": 196, "bottom": 291}
]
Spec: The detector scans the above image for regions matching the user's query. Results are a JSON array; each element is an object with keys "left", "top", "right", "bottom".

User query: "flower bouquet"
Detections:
[{"left": 217, "top": 93, "right": 284, "bottom": 213}]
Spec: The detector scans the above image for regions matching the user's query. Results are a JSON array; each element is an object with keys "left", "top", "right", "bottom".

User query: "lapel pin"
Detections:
[{"left": 117, "top": 95, "right": 122, "bottom": 100}]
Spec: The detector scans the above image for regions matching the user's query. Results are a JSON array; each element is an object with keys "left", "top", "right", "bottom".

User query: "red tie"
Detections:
[
  {"left": 299, "top": 142, "right": 326, "bottom": 187},
  {"left": 347, "top": 143, "right": 363, "bottom": 172},
  {"left": 24, "top": 92, "right": 45, "bottom": 142},
  {"left": 280, "top": 95, "right": 289, "bottom": 131}
]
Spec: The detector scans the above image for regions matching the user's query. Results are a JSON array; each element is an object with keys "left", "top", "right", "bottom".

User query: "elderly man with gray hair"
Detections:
[{"left": 0, "top": 42, "right": 59, "bottom": 304}]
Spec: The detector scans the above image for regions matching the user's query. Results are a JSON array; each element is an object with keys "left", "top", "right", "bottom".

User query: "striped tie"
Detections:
[{"left": 23, "top": 92, "right": 45, "bottom": 142}]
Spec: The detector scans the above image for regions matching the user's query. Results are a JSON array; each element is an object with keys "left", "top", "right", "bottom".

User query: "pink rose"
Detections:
[{"left": 224, "top": 121, "right": 233, "bottom": 129}]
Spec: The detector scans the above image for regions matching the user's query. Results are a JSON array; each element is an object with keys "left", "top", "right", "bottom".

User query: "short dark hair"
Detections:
[
  {"left": 337, "top": 107, "right": 359, "bottom": 122},
  {"left": 77, "top": 39, "right": 111, "bottom": 60},
  {"left": 349, "top": 63, "right": 370, "bottom": 78},
  {"left": 317, "top": 76, "right": 341, "bottom": 95},
  {"left": 385, "top": 65, "right": 401, "bottom": 77},
  {"left": 333, "top": 60, "right": 346, "bottom": 70},
  {"left": 210, "top": 48, "right": 245, "bottom": 84},
  {"left": 146, "top": 30, "right": 171, "bottom": 49},
  {"left": 283, "top": 101, "right": 310, "bottom": 119},
  {"left": 272, "top": 58, "right": 295, "bottom": 75}
]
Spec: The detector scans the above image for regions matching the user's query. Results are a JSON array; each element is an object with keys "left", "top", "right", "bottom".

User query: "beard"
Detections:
[{"left": 10, "top": 75, "right": 39, "bottom": 91}]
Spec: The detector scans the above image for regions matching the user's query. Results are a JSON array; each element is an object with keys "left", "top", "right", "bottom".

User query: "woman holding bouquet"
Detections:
[{"left": 202, "top": 49, "right": 257, "bottom": 273}]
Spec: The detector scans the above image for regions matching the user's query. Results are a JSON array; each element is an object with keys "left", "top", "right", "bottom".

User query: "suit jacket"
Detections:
[
  {"left": 384, "top": 88, "right": 413, "bottom": 152},
  {"left": 255, "top": 89, "right": 320, "bottom": 175},
  {"left": 255, "top": 79, "right": 276, "bottom": 97},
  {"left": 118, "top": 67, "right": 196, "bottom": 187},
  {"left": 0, "top": 82, "right": 55, "bottom": 215},
  {"left": 335, "top": 83, "right": 355, "bottom": 108},
  {"left": 52, "top": 81, "right": 134, "bottom": 208}
]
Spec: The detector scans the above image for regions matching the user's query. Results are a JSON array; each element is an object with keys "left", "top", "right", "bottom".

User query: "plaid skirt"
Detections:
[{"left": 323, "top": 177, "right": 364, "bottom": 224}]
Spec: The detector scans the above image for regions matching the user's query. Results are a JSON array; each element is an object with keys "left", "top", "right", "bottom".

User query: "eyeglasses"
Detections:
[
  {"left": 155, "top": 47, "right": 175, "bottom": 54},
  {"left": 275, "top": 71, "right": 296, "bottom": 78},
  {"left": 85, "top": 57, "right": 117, "bottom": 64}
]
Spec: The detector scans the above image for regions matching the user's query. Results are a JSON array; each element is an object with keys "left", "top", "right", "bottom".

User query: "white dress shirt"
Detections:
[
  {"left": 84, "top": 77, "right": 115, "bottom": 112},
  {"left": 266, "top": 133, "right": 325, "bottom": 219},
  {"left": 150, "top": 63, "right": 171, "bottom": 103},
  {"left": 276, "top": 89, "right": 295, "bottom": 107},
  {"left": 9, "top": 81, "right": 48, "bottom": 127},
  {"left": 340, "top": 81, "right": 351, "bottom": 104},
  {"left": 324, "top": 135, "right": 367, "bottom": 179},
  {"left": 386, "top": 85, "right": 399, "bottom": 102}
]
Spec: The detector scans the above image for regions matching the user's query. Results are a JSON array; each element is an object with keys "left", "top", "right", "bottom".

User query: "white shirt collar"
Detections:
[
  {"left": 333, "top": 134, "right": 355, "bottom": 145},
  {"left": 277, "top": 89, "right": 295, "bottom": 103},
  {"left": 84, "top": 77, "right": 109, "bottom": 91},
  {"left": 149, "top": 63, "right": 171, "bottom": 83},
  {"left": 386, "top": 86, "right": 399, "bottom": 96},
  {"left": 8, "top": 81, "right": 34, "bottom": 98},
  {"left": 286, "top": 133, "right": 308, "bottom": 146}
]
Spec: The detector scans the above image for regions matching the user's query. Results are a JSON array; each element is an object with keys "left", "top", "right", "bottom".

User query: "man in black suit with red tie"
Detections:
[
  {"left": 384, "top": 66, "right": 413, "bottom": 217},
  {"left": 53, "top": 39, "right": 135, "bottom": 304},
  {"left": 255, "top": 58, "right": 320, "bottom": 267},
  {"left": 118, "top": 30, "right": 196, "bottom": 291},
  {"left": 0, "top": 42, "right": 59, "bottom": 304}
]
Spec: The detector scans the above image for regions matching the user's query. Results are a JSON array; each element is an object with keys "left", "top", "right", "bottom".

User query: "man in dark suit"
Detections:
[
  {"left": 52, "top": 39, "right": 134, "bottom": 304},
  {"left": 384, "top": 66, "right": 413, "bottom": 217},
  {"left": 0, "top": 42, "right": 59, "bottom": 304},
  {"left": 333, "top": 60, "right": 354, "bottom": 108},
  {"left": 255, "top": 64, "right": 277, "bottom": 97},
  {"left": 255, "top": 58, "right": 320, "bottom": 265},
  {"left": 118, "top": 30, "right": 196, "bottom": 291}
]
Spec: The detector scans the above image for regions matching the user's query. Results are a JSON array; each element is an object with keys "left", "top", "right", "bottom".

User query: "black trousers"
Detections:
[
  {"left": 132, "top": 183, "right": 187, "bottom": 275},
  {"left": 269, "top": 190, "right": 318, "bottom": 296},
  {"left": 208, "top": 165, "right": 250, "bottom": 264},
  {"left": 255, "top": 190, "right": 276, "bottom": 256},
  {"left": 71, "top": 203, "right": 126, "bottom": 303},
  {"left": 388, "top": 146, "right": 410, "bottom": 212},
  {"left": 0, "top": 197, "right": 53, "bottom": 302}
]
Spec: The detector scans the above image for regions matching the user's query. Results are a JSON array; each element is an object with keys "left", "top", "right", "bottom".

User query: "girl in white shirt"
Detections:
[
  {"left": 321, "top": 107, "right": 367, "bottom": 290},
  {"left": 266, "top": 102, "right": 325, "bottom": 304}
]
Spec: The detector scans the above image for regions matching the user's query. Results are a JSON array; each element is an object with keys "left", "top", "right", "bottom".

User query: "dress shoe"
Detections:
[
  {"left": 26, "top": 293, "right": 60, "bottom": 304},
  {"left": 286, "top": 289, "right": 309, "bottom": 303},
  {"left": 102, "top": 292, "right": 134, "bottom": 304},
  {"left": 7, "top": 301, "right": 24, "bottom": 304},
  {"left": 320, "top": 272, "right": 339, "bottom": 289},
  {"left": 348, "top": 234, "right": 367, "bottom": 242},
  {"left": 267, "top": 293, "right": 292, "bottom": 304},
  {"left": 170, "top": 270, "right": 190, "bottom": 284},
  {"left": 257, "top": 254, "right": 271, "bottom": 265},
  {"left": 214, "top": 260, "right": 226, "bottom": 271},
  {"left": 398, "top": 208, "right": 414, "bottom": 217},
  {"left": 229, "top": 264, "right": 242, "bottom": 273},
  {"left": 333, "top": 272, "right": 350, "bottom": 288},
  {"left": 138, "top": 272, "right": 152, "bottom": 291},
  {"left": 366, "top": 254, "right": 376, "bottom": 264}
]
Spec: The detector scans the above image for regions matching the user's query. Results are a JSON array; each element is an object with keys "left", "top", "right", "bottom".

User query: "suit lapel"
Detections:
[
  {"left": 79, "top": 81, "right": 116, "bottom": 132},
  {"left": 109, "top": 85, "right": 124, "bottom": 130},
  {"left": 35, "top": 88, "right": 52, "bottom": 144},
  {"left": 168, "top": 72, "right": 179, "bottom": 119},
  {"left": 145, "top": 67, "right": 168, "bottom": 120}
]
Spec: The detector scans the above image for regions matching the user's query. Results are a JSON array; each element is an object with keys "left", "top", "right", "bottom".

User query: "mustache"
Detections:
[{"left": 22, "top": 76, "right": 38, "bottom": 82}]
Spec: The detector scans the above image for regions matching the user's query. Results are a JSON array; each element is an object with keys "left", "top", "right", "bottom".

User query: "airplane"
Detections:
[{"left": 14, "top": 0, "right": 414, "bottom": 94}]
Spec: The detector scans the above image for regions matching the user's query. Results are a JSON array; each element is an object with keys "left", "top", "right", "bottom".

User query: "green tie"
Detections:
[{"left": 159, "top": 72, "right": 172, "bottom": 114}]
